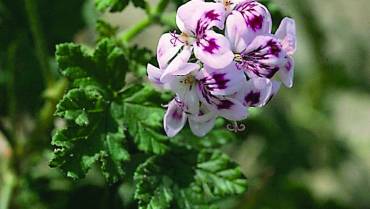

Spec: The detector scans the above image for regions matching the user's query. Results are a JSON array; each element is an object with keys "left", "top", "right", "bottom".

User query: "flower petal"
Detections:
[
  {"left": 147, "top": 64, "right": 164, "bottom": 88},
  {"left": 177, "top": 0, "right": 226, "bottom": 34},
  {"left": 197, "top": 63, "right": 246, "bottom": 96},
  {"left": 197, "top": 84, "right": 247, "bottom": 120},
  {"left": 215, "top": 97, "right": 247, "bottom": 121},
  {"left": 233, "top": 0, "right": 272, "bottom": 45},
  {"left": 225, "top": 11, "right": 248, "bottom": 53},
  {"left": 160, "top": 46, "right": 193, "bottom": 83},
  {"left": 169, "top": 78, "right": 200, "bottom": 115},
  {"left": 275, "top": 17, "right": 296, "bottom": 55},
  {"left": 265, "top": 80, "right": 281, "bottom": 104},
  {"left": 240, "top": 35, "right": 286, "bottom": 78},
  {"left": 157, "top": 33, "right": 183, "bottom": 69},
  {"left": 188, "top": 113, "right": 216, "bottom": 137},
  {"left": 279, "top": 56, "right": 294, "bottom": 88},
  {"left": 235, "top": 77, "right": 272, "bottom": 107},
  {"left": 164, "top": 98, "right": 187, "bottom": 137},
  {"left": 193, "top": 31, "right": 234, "bottom": 69}
]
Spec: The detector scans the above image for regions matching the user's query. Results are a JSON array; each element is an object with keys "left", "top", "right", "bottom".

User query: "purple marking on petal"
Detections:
[
  {"left": 171, "top": 98, "right": 185, "bottom": 120},
  {"left": 267, "top": 39, "right": 281, "bottom": 57},
  {"left": 248, "top": 15, "right": 263, "bottom": 32},
  {"left": 205, "top": 10, "right": 220, "bottom": 21},
  {"left": 170, "top": 31, "right": 183, "bottom": 47},
  {"left": 171, "top": 108, "right": 183, "bottom": 120},
  {"left": 285, "top": 57, "right": 292, "bottom": 71},
  {"left": 245, "top": 91, "right": 260, "bottom": 106},
  {"left": 201, "top": 73, "right": 229, "bottom": 91},
  {"left": 235, "top": 1, "right": 265, "bottom": 32},
  {"left": 198, "top": 82, "right": 212, "bottom": 105},
  {"left": 237, "top": 38, "right": 282, "bottom": 78},
  {"left": 216, "top": 99, "right": 234, "bottom": 110},
  {"left": 195, "top": 10, "right": 221, "bottom": 38},
  {"left": 201, "top": 38, "right": 220, "bottom": 54}
]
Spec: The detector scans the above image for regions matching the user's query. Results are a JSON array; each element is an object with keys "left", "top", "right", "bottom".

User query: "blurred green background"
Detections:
[{"left": 0, "top": 0, "right": 369, "bottom": 208}]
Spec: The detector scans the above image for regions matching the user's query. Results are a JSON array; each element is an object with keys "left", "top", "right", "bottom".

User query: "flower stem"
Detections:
[
  {"left": 119, "top": 0, "right": 171, "bottom": 43},
  {"left": 120, "top": 16, "right": 152, "bottom": 43},
  {"left": 24, "top": 0, "right": 54, "bottom": 87}
]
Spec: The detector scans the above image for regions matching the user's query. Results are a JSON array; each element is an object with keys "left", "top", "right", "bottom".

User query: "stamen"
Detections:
[
  {"left": 234, "top": 53, "right": 243, "bottom": 62},
  {"left": 170, "top": 31, "right": 182, "bottom": 47},
  {"left": 180, "top": 74, "right": 196, "bottom": 86}
]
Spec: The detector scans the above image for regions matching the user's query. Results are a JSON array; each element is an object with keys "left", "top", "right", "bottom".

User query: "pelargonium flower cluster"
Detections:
[{"left": 147, "top": 0, "right": 296, "bottom": 137}]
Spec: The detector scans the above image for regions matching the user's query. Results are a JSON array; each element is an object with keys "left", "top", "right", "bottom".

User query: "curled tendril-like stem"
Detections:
[
  {"left": 226, "top": 121, "right": 246, "bottom": 133},
  {"left": 161, "top": 104, "right": 169, "bottom": 108}
]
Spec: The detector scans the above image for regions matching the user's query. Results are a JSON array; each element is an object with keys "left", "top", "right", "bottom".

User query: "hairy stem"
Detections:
[
  {"left": 120, "top": 0, "right": 171, "bottom": 43},
  {"left": 120, "top": 17, "right": 152, "bottom": 43},
  {"left": 24, "top": 0, "right": 54, "bottom": 87}
]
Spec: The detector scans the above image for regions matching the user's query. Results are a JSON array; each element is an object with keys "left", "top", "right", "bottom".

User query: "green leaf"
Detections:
[
  {"left": 171, "top": 0, "right": 187, "bottom": 7},
  {"left": 134, "top": 148, "right": 247, "bottom": 209},
  {"left": 52, "top": 39, "right": 130, "bottom": 183},
  {"left": 134, "top": 157, "right": 174, "bottom": 209},
  {"left": 96, "top": 20, "right": 119, "bottom": 40},
  {"left": 50, "top": 88, "right": 130, "bottom": 183},
  {"left": 130, "top": 0, "right": 147, "bottom": 9},
  {"left": 194, "top": 150, "right": 248, "bottom": 197},
  {"left": 172, "top": 123, "right": 236, "bottom": 150},
  {"left": 55, "top": 88, "right": 104, "bottom": 126},
  {"left": 127, "top": 45, "right": 156, "bottom": 77},
  {"left": 95, "top": 0, "right": 129, "bottom": 12},
  {"left": 95, "top": 0, "right": 147, "bottom": 12},
  {"left": 55, "top": 43, "right": 92, "bottom": 80},
  {"left": 119, "top": 85, "right": 169, "bottom": 155},
  {"left": 56, "top": 38, "right": 127, "bottom": 91}
]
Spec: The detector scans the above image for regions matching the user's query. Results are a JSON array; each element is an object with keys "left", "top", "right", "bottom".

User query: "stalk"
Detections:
[{"left": 119, "top": 0, "right": 171, "bottom": 43}]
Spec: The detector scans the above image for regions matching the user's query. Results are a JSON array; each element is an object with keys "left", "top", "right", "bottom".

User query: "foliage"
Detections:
[
  {"left": 1, "top": 0, "right": 369, "bottom": 209},
  {"left": 134, "top": 148, "right": 247, "bottom": 209},
  {"left": 95, "top": 0, "right": 147, "bottom": 12},
  {"left": 49, "top": 30, "right": 246, "bottom": 206}
]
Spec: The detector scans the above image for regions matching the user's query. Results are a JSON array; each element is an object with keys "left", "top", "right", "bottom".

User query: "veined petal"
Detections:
[
  {"left": 169, "top": 77, "right": 200, "bottom": 115},
  {"left": 160, "top": 46, "right": 193, "bottom": 83},
  {"left": 197, "top": 63, "right": 246, "bottom": 96},
  {"left": 194, "top": 31, "right": 234, "bottom": 69},
  {"left": 275, "top": 17, "right": 296, "bottom": 55},
  {"left": 225, "top": 11, "right": 248, "bottom": 53},
  {"left": 265, "top": 80, "right": 281, "bottom": 104},
  {"left": 177, "top": 0, "right": 226, "bottom": 34},
  {"left": 182, "top": 86, "right": 200, "bottom": 115},
  {"left": 235, "top": 77, "right": 272, "bottom": 107},
  {"left": 188, "top": 108, "right": 216, "bottom": 137},
  {"left": 240, "top": 35, "right": 286, "bottom": 78},
  {"left": 214, "top": 97, "right": 247, "bottom": 120},
  {"left": 233, "top": 0, "right": 272, "bottom": 45},
  {"left": 197, "top": 83, "right": 247, "bottom": 120},
  {"left": 147, "top": 64, "right": 164, "bottom": 88},
  {"left": 157, "top": 33, "right": 183, "bottom": 69},
  {"left": 164, "top": 98, "right": 187, "bottom": 137},
  {"left": 279, "top": 56, "right": 294, "bottom": 88}
]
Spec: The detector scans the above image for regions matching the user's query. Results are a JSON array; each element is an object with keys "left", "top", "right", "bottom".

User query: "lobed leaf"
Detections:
[
  {"left": 52, "top": 39, "right": 131, "bottom": 183},
  {"left": 134, "top": 148, "right": 247, "bottom": 209},
  {"left": 50, "top": 88, "right": 130, "bottom": 183},
  {"left": 119, "top": 85, "right": 169, "bottom": 155},
  {"left": 194, "top": 150, "right": 248, "bottom": 197}
]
